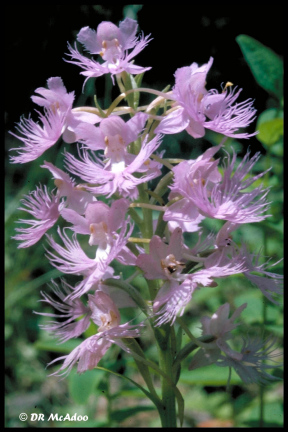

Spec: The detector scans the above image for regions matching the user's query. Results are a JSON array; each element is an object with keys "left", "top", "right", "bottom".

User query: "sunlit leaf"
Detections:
[{"left": 236, "top": 35, "right": 283, "bottom": 99}]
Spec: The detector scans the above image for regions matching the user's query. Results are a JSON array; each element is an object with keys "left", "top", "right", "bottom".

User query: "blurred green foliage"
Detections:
[{"left": 5, "top": 6, "right": 282, "bottom": 428}]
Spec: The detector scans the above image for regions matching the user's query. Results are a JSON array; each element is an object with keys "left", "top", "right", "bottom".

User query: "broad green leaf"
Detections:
[
  {"left": 236, "top": 35, "right": 283, "bottom": 99},
  {"left": 258, "top": 118, "right": 283, "bottom": 146},
  {"left": 257, "top": 108, "right": 283, "bottom": 125},
  {"left": 68, "top": 368, "right": 104, "bottom": 405},
  {"left": 134, "top": 72, "right": 145, "bottom": 87},
  {"left": 256, "top": 108, "right": 283, "bottom": 147}
]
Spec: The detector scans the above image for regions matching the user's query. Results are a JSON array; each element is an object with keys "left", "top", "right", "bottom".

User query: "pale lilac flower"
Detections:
[
  {"left": 42, "top": 161, "right": 96, "bottom": 214},
  {"left": 214, "top": 221, "right": 241, "bottom": 248},
  {"left": 10, "top": 77, "right": 99, "bottom": 164},
  {"left": 155, "top": 57, "right": 257, "bottom": 139},
  {"left": 164, "top": 144, "right": 222, "bottom": 231},
  {"left": 168, "top": 148, "right": 270, "bottom": 225},
  {"left": 136, "top": 228, "right": 195, "bottom": 324},
  {"left": 48, "top": 291, "right": 141, "bottom": 375},
  {"left": 153, "top": 248, "right": 248, "bottom": 326},
  {"left": 64, "top": 133, "right": 163, "bottom": 199},
  {"left": 136, "top": 228, "right": 185, "bottom": 281},
  {"left": 213, "top": 225, "right": 283, "bottom": 304},
  {"left": 66, "top": 18, "right": 151, "bottom": 84},
  {"left": 13, "top": 185, "right": 62, "bottom": 248},
  {"left": 46, "top": 218, "right": 134, "bottom": 299},
  {"left": 10, "top": 109, "right": 65, "bottom": 164},
  {"left": 189, "top": 303, "right": 247, "bottom": 371},
  {"left": 88, "top": 291, "right": 121, "bottom": 331},
  {"left": 36, "top": 279, "right": 91, "bottom": 342},
  {"left": 31, "top": 77, "right": 100, "bottom": 143},
  {"left": 136, "top": 227, "right": 248, "bottom": 325},
  {"left": 61, "top": 198, "right": 137, "bottom": 265},
  {"left": 242, "top": 250, "right": 283, "bottom": 304},
  {"left": 75, "top": 112, "right": 147, "bottom": 153},
  {"left": 135, "top": 228, "right": 193, "bottom": 324},
  {"left": 48, "top": 323, "right": 141, "bottom": 376},
  {"left": 217, "top": 335, "right": 282, "bottom": 384}
]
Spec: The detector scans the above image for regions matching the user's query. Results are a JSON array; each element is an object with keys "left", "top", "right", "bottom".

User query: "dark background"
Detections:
[{"left": 5, "top": 4, "right": 283, "bottom": 130}]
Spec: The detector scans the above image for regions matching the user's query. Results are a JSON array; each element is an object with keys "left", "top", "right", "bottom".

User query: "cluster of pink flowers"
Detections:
[{"left": 10, "top": 17, "right": 281, "bottom": 383}]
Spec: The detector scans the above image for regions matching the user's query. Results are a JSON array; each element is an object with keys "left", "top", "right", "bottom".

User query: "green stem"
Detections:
[
  {"left": 138, "top": 183, "right": 154, "bottom": 247},
  {"left": 128, "top": 206, "right": 143, "bottom": 226},
  {"left": 154, "top": 211, "right": 167, "bottom": 238},
  {"left": 151, "top": 154, "right": 174, "bottom": 170},
  {"left": 149, "top": 171, "right": 173, "bottom": 205},
  {"left": 157, "top": 325, "right": 177, "bottom": 427},
  {"left": 129, "top": 202, "right": 166, "bottom": 212}
]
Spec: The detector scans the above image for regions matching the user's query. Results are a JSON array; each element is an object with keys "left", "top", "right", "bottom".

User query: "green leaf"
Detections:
[
  {"left": 258, "top": 118, "right": 283, "bottom": 146},
  {"left": 68, "top": 368, "right": 104, "bottom": 405},
  {"left": 236, "top": 35, "right": 283, "bottom": 99},
  {"left": 93, "top": 95, "right": 107, "bottom": 118},
  {"left": 256, "top": 108, "right": 283, "bottom": 148},
  {"left": 129, "top": 74, "right": 140, "bottom": 109},
  {"left": 134, "top": 72, "right": 144, "bottom": 88}
]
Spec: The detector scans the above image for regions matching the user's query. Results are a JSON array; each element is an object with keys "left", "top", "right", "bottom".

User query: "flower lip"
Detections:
[{"left": 160, "top": 254, "right": 186, "bottom": 277}]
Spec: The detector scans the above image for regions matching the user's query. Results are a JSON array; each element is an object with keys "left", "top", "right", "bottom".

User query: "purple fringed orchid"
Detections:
[
  {"left": 164, "top": 144, "right": 222, "bottom": 232},
  {"left": 36, "top": 279, "right": 92, "bottom": 343},
  {"left": 42, "top": 161, "right": 96, "bottom": 214},
  {"left": 60, "top": 198, "right": 136, "bottom": 265},
  {"left": 136, "top": 228, "right": 248, "bottom": 325},
  {"left": 153, "top": 248, "right": 248, "bottom": 326},
  {"left": 189, "top": 303, "right": 247, "bottom": 371},
  {"left": 217, "top": 335, "right": 282, "bottom": 384},
  {"left": 48, "top": 291, "right": 142, "bottom": 376},
  {"left": 167, "top": 146, "right": 271, "bottom": 226},
  {"left": 9, "top": 109, "right": 66, "bottom": 164},
  {"left": 64, "top": 115, "right": 163, "bottom": 199},
  {"left": 13, "top": 185, "right": 62, "bottom": 248},
  {"left": 213, "top": 223, "right": 283, "bottom": 304},
  {"left": 66, "top": 18, "right": 151, "bottom": 84},
  {"left": 189, "top": 305, "right": 282, "bottom": 385},
  {"left": 155, "top": 57, "right": 257, "bottom": 139},
  {"left": 242, "top": 250, "right": 283, "bottom": 305},
  {"left": 9, "top": 77, "right": 99, "bottom": 164},
  {"left": 31, "top": 77, "right": 100, "bottom": 143},
  {"left": 45, "top": 217, "right": 134, "bottom": 300}
]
